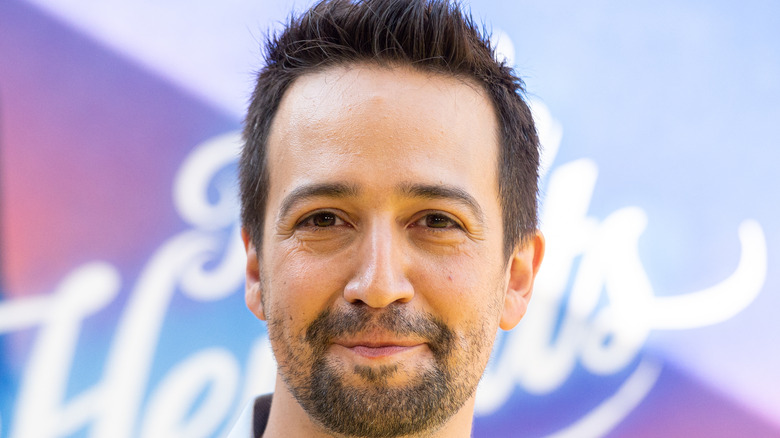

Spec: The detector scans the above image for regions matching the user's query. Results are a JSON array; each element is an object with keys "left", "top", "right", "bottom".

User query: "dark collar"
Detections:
[{"left": 252, "top": 394, "right": 273, "bottom": 437}]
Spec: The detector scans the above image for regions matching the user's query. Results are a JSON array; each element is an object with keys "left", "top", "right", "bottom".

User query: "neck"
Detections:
[{"left": 262, "top": 375, "right": 475, "bottom": 438}]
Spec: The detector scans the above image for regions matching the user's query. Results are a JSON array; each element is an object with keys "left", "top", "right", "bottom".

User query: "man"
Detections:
[{"left": 235, "top": 0, "right": 545, "bottom": 436}]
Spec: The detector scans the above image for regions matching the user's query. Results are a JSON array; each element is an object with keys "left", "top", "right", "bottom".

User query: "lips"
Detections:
[
  {"left": 348, "top": 344, "right": 420, "bottom": 358},
  {"left": 305, "top": 306, "right": 453, "bottom": 361},
  {"left": 333, "top": 334, "right": 426, "bottom": 359}
]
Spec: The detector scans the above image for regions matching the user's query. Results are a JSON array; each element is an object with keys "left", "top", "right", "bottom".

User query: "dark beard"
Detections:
[{"left": 272, "top": 305, "right": 478, "bottom": 438}]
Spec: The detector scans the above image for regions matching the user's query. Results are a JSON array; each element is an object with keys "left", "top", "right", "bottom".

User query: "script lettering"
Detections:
[{"left": 0, "top": 103, "right": 767, "bottom": 437}]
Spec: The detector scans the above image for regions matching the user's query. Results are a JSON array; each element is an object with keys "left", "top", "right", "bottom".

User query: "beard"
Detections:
[{"left": 267, "top": 304, "right": 490, "bottom": 438}]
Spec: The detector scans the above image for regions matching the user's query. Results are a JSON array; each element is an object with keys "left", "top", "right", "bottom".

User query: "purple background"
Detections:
[{"left": 2, "top": 0, "right": 779, "bottom": 436}]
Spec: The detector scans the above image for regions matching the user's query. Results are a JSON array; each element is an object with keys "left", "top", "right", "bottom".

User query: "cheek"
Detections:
[
  {"left": 264, "top": 242, "right": 353, "bottom": 325},
  {"left": 411, "top": 251, "right": 505, "bottom": 327}
]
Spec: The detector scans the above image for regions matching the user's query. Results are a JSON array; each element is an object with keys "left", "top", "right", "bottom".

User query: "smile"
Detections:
[
  {"left": 332, "top": 339, "right": 428, "bottom": 360},
  {"left": 347, "top": 344, "right": 422, "bottom": 359}
]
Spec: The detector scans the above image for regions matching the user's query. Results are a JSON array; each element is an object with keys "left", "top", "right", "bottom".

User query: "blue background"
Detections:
[{"left": 1, "top": 0, "right": 779, "bottom": 436}]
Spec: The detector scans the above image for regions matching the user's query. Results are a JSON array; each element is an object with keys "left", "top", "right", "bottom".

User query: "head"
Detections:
[
  {"left": 240, "top": 1, "right": 544, "bottom": 437},
  {"left": 240, "top": 0, "right": 540, "bottom": 258}
]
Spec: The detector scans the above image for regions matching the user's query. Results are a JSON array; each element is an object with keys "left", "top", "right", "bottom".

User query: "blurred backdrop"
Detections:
[{"left": 1, "top": 0, "right": 779, "bottom": 437}]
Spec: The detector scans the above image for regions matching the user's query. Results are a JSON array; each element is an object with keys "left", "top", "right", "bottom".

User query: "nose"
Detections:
[{"left": 343, "top": 219, "right": 414, "bottom": 308}]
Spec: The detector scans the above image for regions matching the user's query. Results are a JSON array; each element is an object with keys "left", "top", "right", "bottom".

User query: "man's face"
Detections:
[{"left": 244, "top": 64, "right": 539, "bottom": 437}]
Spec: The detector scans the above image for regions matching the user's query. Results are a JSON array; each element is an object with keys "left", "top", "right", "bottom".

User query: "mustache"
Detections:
[{"left": 305, "top": 304, "right": 454, "bottom": 359}]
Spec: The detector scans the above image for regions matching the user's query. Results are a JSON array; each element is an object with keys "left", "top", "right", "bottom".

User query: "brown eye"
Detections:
[
  {"left": 417, "top": 213, "right": 459, "bottom": 229},
  {"left": 426, "top": 214, "right": 452, "bottom": 228},
  {"left": 298, "top": 211, "right": 345, "bottom": 228},
  {"left": 311, "top": 212, "right": 337, "bottom": 227}
]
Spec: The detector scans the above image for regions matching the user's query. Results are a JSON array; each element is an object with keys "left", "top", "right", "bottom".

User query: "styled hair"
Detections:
[{"left": 240, "top": 0, "right": 539, "bottom": 257}]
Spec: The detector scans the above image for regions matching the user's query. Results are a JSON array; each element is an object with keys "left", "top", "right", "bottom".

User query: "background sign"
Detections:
[{"left": 1, "top": 0, "right": 779, "bottom": 436}]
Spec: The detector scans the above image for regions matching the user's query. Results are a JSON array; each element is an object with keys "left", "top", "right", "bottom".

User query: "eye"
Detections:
[
  {"left": 298, "top": 211, "right": 346, "bottom": 228},
  {"left": 414, "top": 213, "right": 461, "bottom": 230}
]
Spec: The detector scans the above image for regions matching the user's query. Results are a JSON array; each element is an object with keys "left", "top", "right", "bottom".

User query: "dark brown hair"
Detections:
[{"left": 240, "top": 0, "right": 539, "bottom": 257}]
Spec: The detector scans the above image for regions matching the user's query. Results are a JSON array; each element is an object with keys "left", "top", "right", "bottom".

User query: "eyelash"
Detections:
[
  {"left": 296, "top": 210, "right": 348, "bottom": 229},
  {"left": 296, "top": 210, "right": 462, "bottom": 233},
  {"left": 411, "top": 212, "right": 463, "bottom": 231}
]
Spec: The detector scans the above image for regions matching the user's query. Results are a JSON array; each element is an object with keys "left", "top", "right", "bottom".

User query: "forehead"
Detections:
[{"left": 265, "top": 64, "right": 500, "bottom": 210}]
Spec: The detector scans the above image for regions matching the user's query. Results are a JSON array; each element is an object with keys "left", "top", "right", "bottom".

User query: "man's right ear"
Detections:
[{"left": 242, "top": 227, "right": 266, "bottom": 321}]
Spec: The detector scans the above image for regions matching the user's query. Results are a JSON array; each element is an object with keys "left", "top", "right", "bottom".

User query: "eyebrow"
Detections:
[
  {"left": 397, "top": 183, "right": 486, "bottom": 225},
  {"left": 278, "top": 182, "right": 359, "bottom": 221},
  {"left": 277, "top": 181, "right": 485, "bottom": 225}
]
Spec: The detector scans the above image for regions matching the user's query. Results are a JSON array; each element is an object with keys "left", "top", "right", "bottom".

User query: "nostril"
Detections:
[
  {"left": 342, "top": 268, "right": 414, "bottom": 308},
  {"left": 341, "top": 226, "right": 413, "bottom": 307}
]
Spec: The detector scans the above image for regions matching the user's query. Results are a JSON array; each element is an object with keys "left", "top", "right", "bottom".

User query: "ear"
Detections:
[
  {"left": 500, "top": 230, "right": 545, "bottom": 330},
  {"left": 242, "top": 227, "right": 267, "bottom": 321}
]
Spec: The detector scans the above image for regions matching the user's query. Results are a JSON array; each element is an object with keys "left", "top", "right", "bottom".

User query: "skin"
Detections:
[{"left": 243, "top": 64, "right": 545, "bottom": 438}]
